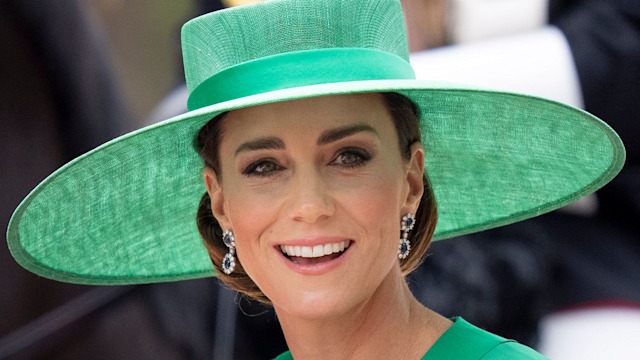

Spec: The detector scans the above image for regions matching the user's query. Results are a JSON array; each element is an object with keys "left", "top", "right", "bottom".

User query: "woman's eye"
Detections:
[
  {"left": 243, "top": 159, "right": 282, "bottom": 177},
  {"left": 332, "top": 149, "right": 371, "bottom": 168}
]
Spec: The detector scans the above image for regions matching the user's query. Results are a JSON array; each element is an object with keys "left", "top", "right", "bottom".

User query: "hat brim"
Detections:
[{"left": 7, "top": 80, "right": 625, "bottom": 285}]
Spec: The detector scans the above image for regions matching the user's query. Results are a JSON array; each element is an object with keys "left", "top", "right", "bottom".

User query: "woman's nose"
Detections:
[{"left": 287, "top": 168, "right": 335, "bottom": 223}]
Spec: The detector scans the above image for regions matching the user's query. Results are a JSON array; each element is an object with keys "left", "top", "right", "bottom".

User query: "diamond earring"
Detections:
[
  {"left": 221, "top": 230, "right": 236, "bottom": 274},
  {"left": 398, "top": 214, "right": 415, "bottom": 260}
]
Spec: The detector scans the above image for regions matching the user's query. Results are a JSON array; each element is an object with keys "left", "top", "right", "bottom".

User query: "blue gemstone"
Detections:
[{"left": 223, "top": 233, "right": 233, "bottom": 246}]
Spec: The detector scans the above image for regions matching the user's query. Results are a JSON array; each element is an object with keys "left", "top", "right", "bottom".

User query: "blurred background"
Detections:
[
  {"left": 1, "top": 0, "right": 638, "bottom": 359},
  {"left": 81, "top": 0, "right": 193, "bottom": 125}
]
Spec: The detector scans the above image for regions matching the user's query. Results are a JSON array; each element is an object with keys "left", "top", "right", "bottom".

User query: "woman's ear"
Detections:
[
  {"left": 402, "top": 143, "right": 425, "bottom": 214},
  {"left": 203, "top": 167, "right": 231, "bottom": 229}
]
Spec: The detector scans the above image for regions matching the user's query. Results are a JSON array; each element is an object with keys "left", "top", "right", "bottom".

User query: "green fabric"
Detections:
[
  {"left": 273, "top": 318, "right": 548, "bottom": 360},
  {"left": 6, "top": 0, "right": 625, "bottom": 284},
  {"left": 424, "top": 318, "right": 548, "bottom": 359}
]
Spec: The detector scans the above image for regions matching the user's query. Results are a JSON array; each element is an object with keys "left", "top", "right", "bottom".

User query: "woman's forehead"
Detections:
[{"left": 222, "top": 93, "right": 392, "bottom": 137}]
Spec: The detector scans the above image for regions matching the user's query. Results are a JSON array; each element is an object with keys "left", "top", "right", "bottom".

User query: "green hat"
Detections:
[{"left": 7, "top": 0, "right": 625, "bottom": 285}]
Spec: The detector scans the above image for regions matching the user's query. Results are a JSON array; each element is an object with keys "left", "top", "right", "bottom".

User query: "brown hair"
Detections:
[{"left": 195, "top": 93, "right": 438, "bottom": 303}]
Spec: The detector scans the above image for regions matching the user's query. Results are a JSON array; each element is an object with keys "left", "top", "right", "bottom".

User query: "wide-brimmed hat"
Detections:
[{"left": 7, "top": 0, "right": 624, "bottom": 285}]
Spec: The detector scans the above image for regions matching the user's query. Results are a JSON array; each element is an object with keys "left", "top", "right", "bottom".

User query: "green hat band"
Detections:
[{"left": 187, "top": 48, "right": 415, "bottom": 111}]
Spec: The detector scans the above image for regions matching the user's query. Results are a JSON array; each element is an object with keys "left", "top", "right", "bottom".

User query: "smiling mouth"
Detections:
[{"left": 279, "top": 240, "right": 351, "bottom": 265}]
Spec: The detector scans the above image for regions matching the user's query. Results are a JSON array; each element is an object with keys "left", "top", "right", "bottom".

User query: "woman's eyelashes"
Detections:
[
  {"left": 331, "top": 148, "right": 372, "bottom": 168},
  {"left": 242, "top": 158, "right": 282, "bottom": 177},
  {"left": 241, "top": 147, "right": 373, "bottom": 177}
]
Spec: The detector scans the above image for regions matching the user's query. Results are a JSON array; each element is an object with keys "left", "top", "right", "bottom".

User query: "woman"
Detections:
[{"left": 7, "top": 0, "right": 624, "bottom": 358}]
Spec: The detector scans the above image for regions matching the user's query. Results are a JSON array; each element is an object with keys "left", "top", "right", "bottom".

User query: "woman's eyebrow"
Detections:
[
  {"left": 317, "top": 124, "right": 378, "bottom": 146},
  {"left": 235, "top": 136, "right": 285, "bottom": 155}
]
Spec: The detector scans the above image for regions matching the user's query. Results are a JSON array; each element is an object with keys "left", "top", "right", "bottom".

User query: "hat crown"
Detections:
[{"left": 181, "top": 0, "right": 409, "bottom": 94}]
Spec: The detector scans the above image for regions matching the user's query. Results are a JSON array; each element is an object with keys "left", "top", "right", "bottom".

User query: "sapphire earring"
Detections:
[
  {"left": 221, "top": 230, "right": 236, "bottom": 274},
  {"left": 398, "top": 214, "right": 415, "bottom": 260}
]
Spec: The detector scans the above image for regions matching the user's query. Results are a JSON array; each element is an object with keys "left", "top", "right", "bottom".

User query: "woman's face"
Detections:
[{"left": 204, "top": 93, "right": 424, "bottom": 319}]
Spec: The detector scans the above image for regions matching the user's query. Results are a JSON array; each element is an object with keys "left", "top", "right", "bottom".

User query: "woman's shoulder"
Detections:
[
  {"left": 272, "top": 318, "right": 549, "bottom": 360},
  {"left": 423, "top": 317, "right": 549, "bottom": 360},
  {"left": 481, "top": 341, "right": 550, "bottom": 360}
]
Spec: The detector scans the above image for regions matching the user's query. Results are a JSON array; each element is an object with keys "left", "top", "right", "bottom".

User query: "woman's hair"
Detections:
[{"left": 195, "top": 93, "right": 438, "bottom": 304}]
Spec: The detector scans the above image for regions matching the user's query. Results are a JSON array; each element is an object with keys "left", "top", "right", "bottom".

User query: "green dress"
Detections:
[{"left": 273, "top": 318, "right": 549, "bottom": 359}]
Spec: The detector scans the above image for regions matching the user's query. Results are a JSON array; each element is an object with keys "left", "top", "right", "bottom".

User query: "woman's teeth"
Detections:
[{"left": 280, "top": 240, "right": 350, "bottom": 258}]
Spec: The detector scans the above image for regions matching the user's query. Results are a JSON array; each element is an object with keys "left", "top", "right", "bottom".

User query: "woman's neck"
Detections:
[{"left": 275, "top": 267, "right": 452, "bottom": 360}]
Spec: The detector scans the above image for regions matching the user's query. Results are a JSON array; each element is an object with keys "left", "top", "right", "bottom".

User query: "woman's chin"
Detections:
[{"left": 272, "top": 288, "right": 357, "bottom": 321}]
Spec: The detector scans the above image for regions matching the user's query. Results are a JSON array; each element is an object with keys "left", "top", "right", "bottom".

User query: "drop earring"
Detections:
[
  {"left": 398, "top": 213, "right": 415, "bottom": 260},
  {"left": 221, "top": 230, "right": 236, "bottom": 274}
]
